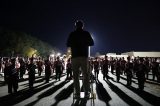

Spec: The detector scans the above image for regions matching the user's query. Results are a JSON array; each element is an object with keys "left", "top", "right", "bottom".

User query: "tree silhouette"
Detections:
[{"left": 0, "top": 29, "right": 58, "bottom": 57}]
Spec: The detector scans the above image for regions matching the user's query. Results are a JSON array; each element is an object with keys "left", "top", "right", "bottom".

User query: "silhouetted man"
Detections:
[
  {"left": 125, "top": 56, "right": 133, "bottom": 86},
  {"left": 66, "top": 58, "right": 72, "bottom": 80},
  {"left": 6, "top": 58, "right": 19, "bottom": 93},
  {"left": 93, "top": 57, "right": 99, "bottom": 79},
  {"left": 102, "top": 55, "right": 109, "bottom": 80},
  {"left": 115, "top": 59, "right": 121, "bottom": 82},
  {"left": 136, "top": 58, "right": 146, "bottom": 90},
  {"left": 28, "top": 57, "right": 36, "bottom": 89},
  {"left": 45, "top": 56, "right": 52, "bottom": 83},
  {"left": 66, "top": 20, "right": 94, "bottom": 98},
  {"left": 54, "top": 56, "right": 63, "bottom": 81}
]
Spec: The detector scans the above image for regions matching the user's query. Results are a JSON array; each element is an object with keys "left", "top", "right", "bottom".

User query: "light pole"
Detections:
[{"left": 89, "top": 46, "right": 90, "bottom": 57}]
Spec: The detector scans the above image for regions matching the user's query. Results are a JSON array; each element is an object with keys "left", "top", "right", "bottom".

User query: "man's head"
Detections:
[{"left": 75, "top": 20, "right": 84, "bottom": 29}]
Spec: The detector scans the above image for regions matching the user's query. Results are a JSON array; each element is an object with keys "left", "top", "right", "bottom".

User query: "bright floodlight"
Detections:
[
  {"left": 50, "top": 54, "right": 54, "bottom": 57},
  {"left": 57, "top": 52, "right": 61, "bottom": 56}
]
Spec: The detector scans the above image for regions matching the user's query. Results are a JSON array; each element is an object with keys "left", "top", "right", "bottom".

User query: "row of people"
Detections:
[
  {"left": 91, "top": 56, "right": 160, "bottom": 81},
  {"left": 0, "top": 56, "right": 70, "bottom": 93},
  {"left": 91, "top": 56, "right": 160, "bottom": 90},
  {"left": 1, "top": 55, "right": 159, "bottom": 93}
]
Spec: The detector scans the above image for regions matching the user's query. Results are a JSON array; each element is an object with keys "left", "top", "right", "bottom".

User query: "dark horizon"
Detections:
[{"left": 0, "top": 0, "right": 160, "bottom": 55}]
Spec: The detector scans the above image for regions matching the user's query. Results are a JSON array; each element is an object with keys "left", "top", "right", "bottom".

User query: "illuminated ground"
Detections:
[{"left": 0, "top": 71, "right": 160, "bottom": 106}]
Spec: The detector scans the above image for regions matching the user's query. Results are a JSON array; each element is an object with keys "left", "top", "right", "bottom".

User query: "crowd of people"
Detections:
[
  {"left": 0, "top": 56, "right": 67, "bottom": 93},
  {"left": 0, "top": 55, "right": 160, "bottom": 94},
  {"left": 91, "top": 56, "right": 160, "bottom": 90}
]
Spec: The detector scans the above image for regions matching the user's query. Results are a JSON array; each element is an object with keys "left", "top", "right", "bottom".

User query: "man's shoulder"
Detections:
[
  {"left": 83, "top": 30, "right": 90, "bottom": 34},
  {"left": 72, "top": 30, "right": 90, "bottom": 33},
  {"left": 69, "top": 31, "right": 75, "bottom": 35}
]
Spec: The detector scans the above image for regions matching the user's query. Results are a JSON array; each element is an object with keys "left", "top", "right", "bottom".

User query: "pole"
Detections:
[{"left": 89, "top": 46, "right": 90, "bottom": 57}]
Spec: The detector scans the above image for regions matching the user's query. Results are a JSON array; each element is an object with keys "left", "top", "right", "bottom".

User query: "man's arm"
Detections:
[{"left": 66, "top": 33, "right": 72, "bottom": 47}]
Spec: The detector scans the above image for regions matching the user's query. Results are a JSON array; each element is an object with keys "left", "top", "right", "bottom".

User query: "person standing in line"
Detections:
[
  {"left": 102, "top": 55, "right": 109, "bottom": 80},
  {"left": 93, "top": 57, "right": 99, "bottom": 79},
  {"left": 136, "top": 58, "right": 146, "bottom": 90},
  {"left": 37, "top": 57, "right": 43, "bottom": 76},
  {"left": 4, "top": 58, "right": 11, "bottom": 84},
  {"left": 110, "top": 57, "right": 115, "bottom": 74},
  {"left": 6, "top": 58, "right": 19, "bottom": 93},
  {"left": 125, "top": 56, "right": 133, "bottom": 86},
  {"left": 151, "top": 58, "right": 159, "bottom": 81},
  {"left": 28, "top": 57, "right": 36, "bottom": 89},
  {"left": 66, "top": 20, "right": 94, "bottom": 98},
  {"left": 133, "top": 58, "right": 139, "bottom": 77},
  {"left": 121, "top": 57, "right": 126, "bottom": 75},
  {"left": 45, "top": 56, "right": 52, "bottom": 83},
  {"left": 66, "top": 58, "right": 72, "bottom": 80},
  {"left": 115, "top": 59, "right": 121, "bottom": 82},
  {"left": 19, "top": 58, "right": 26, "bottom": 79},
  {"left": 54, "top": 56, "right": 63, "bottom": 81},
  {"left": 144, "top": 57, "right": 150, "bottom": 79}
]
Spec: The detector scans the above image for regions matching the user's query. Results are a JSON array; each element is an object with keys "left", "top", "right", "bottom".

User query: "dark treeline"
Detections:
[{"left": 0, "top": 28, "right": 58, "bottom": 57}]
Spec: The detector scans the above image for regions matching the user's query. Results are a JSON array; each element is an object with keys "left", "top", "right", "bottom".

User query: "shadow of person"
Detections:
[
  {"left": 145, "top": 80, "right": 160, "bottom": 86},
  {"left": 71, "top": 99, "right": 80, "bottom": 106},
  {"left": 18, "top": 75, "right": 43, "bottom": 82},
  {"left": 120, "top": 82, "right": 160, "bottom": 106},
  {"left": 112, "top": 73, "right": 137, "bottom": 84},
  {"left": 52, "top": 83, "right": 73, "bottom": 106},
  {"left": 95, "top": 79, "right": 111, "bottom": 106},
  {"left": 106, "top": 75, "right": 114, "bottom": 81},
  {"left": 0, "top": 80, "right": 56, "bottom": 106},
  {"left": 26, "top": 80, "right": 70, "bottom": 106},
  {"left": 79, "top": 98, "right": 87, "bottom": 106},
  {"left": 105, "top": 79, "right": 142, "bottom": 106},
  {"left": 0, "top": 81, "right": 6, "bottom": 87}
]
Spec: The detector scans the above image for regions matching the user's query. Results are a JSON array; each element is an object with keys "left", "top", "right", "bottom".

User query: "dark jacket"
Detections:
[{"left": 67, "top": 29, "right": 94, "bottom": 58}]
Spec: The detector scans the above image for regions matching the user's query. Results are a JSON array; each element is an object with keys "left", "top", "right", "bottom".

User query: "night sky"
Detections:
[{"left": 0, "top": 0, "right": 160, "bottom": 55}]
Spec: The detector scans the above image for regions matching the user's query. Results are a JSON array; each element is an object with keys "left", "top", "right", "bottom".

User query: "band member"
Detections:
[
  {"left": 4, "top": 58, "right": 11, "bottom": 84},
  {"left": 125, "top": 56, "right": 133, "bottom": 86},
  {"left": 19, "top": 58, "right": 26, "bottom": 79},
  {"left": 45, "top": 56, "right": 52, "bottom": 83},
  {"left": 136, "top": 58, "right": 146, "bottom": 90},
  {"left": 54, "top": 56, "right": 63, "bottom": 81},
  {"left": 93, "top": 57, "right": 99, "bottom": 79},
  {"left": 66, "top": 58, "right": 72, "bottom": 80},
  {"left": 116, "top": 59, "right": 121, "bottom": 82},
  {"left": 121, "top": 57, "right": 126, "bottom": 75},
  {"left": 37, "top": 57, "right": 43, "bottom": 76},
  {"left": 144, "top": 57, "right": 150, "bottom": 79},
  {"left": 28, "top": 57, "right": 36, "bottom": 89},
  {"left": 151, "top": 58, "right": 159, "bottom": 81},
  {"left": 6, "top": 58, "right": 19, "bottom": 93},
  {"left": 102, "top": 55, "right": 109, "bottom": 80},
  {"left": 110, "top": 57, "right": 115, "bottom": 74}
]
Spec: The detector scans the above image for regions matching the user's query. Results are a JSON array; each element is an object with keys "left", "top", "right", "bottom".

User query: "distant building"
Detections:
[
  {"left": 98, "top": 51, "right": 160, "bottom": 61},
  {"left": 98, "top": 53, "right": 128, "bottom": 60},
  {"left": 121, "top": 51, "right": 160, "bottom": 57}
]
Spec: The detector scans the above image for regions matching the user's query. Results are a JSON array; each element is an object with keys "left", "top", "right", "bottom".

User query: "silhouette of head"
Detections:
[
  {"left": 75, "top": 20, "right": 84, "bottom": 29},
  {"left": 127, "top": 56, "right": 130, "bottom": 61},
  {"left": 57, "top": 56, "right": 60, "bottom": 60},
  {"left": 11, "top": 58, "right": 15, "bottom": 64},
  {"left": 139, "top": 57, "right": 144, "bottom": 63}
]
